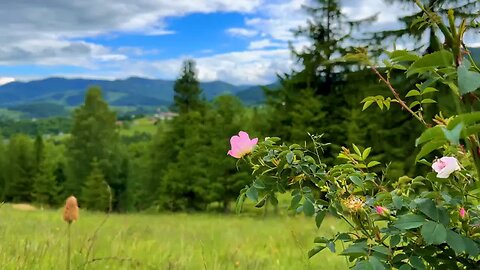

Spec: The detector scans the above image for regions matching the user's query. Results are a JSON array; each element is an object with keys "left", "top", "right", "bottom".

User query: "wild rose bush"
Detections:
[{"left": 231, "top": 6, "right": 480, "bottom": 270}]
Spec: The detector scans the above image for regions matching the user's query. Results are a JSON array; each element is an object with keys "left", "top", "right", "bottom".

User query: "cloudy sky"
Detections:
[{"left": 0, "top": 0, "right": 478, "bottom": 85}]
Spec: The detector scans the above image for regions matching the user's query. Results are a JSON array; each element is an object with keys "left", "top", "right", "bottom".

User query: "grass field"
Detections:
[{"left": 1, "top": 204, "right": 349, "bottom": 269}]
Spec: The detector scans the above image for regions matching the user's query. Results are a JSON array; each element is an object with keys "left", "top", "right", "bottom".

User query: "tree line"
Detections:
[{"left": 0, "top": 0, "right": 477, "bottom": 212}]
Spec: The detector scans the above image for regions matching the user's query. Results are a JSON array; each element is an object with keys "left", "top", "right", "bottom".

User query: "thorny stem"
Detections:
[{"left": 370, "top": 66, "right": 428, "bottom": 127}]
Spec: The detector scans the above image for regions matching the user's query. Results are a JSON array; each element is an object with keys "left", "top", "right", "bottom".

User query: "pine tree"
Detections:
[
  {"left": 66, "top": 86, "right": 119, "bottom": 203},
  {"left": 172, "top": 59, "right": 203, "bottom": 114},
  {"left": 81, "top": 160, "right": 110, "bottom": 211}
]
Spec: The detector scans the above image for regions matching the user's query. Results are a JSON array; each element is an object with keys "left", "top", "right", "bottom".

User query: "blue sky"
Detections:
[{"left": 0, "top": 0, "right": 478, "bottom": 86}]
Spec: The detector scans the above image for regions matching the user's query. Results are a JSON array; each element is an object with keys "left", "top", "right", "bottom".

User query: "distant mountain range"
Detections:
[{"left": 0, "top": 77, "right": 275, "bottom": 118}]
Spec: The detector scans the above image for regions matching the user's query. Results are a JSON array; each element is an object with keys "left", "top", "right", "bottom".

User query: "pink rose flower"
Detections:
[
  {"left": 227, "top": 131, "right": 258, "bottom": 158},
  {"left": 432, "top": 156, "right": 461, "bottom": 178}
]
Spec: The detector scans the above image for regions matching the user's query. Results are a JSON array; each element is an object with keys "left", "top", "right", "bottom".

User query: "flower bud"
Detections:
[
  {"left": 375, "top": 206, "right": 390, "bottom": 217},
  {"left": 459, "top": 207, "right": 468, "bottom": 221}
]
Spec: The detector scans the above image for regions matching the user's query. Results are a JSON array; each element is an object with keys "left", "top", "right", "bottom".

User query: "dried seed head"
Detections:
[{"left": 63, "top": 196, "right": 79, "bottom": 223}]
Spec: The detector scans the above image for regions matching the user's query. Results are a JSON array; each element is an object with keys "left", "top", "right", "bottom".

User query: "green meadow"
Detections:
[{"left": 0, "top": 204, "right": 348, "bottom": 270}]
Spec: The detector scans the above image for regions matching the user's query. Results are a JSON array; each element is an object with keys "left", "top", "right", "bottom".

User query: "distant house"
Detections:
[{"left": 154, "top": 111, "right": 178, "bottom": 121}]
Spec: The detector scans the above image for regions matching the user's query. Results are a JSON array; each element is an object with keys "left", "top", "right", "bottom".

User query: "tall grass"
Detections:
[{"left": 0, "top": 205, "right": 348, "bottom": 269}]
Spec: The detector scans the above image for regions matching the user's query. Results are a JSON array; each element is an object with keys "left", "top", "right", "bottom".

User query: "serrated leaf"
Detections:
[
  {"left": 246, "top": 186, "right": 259, "bottom": 202},
  {"left": 363, "top": 100, "right": 374, "bottom": 110},
  {"left": 303, "top": 199, "right": 315, "bottom": 216},
  {"left": 421, "top": 221, "right": 447, "bottom": 245},
  {"left": 362, "top": 147, "right": 372, "bottom": 160},
  {"left": 315, "top": 210, "right": 327, "bottom": 228},
  {"left": 446, "top": 230, "right": 466, "bottom": 255},
  {"left": 415, "top": 140, "right": 446, "bottom": 161},
  {"left": 349, "top": 175, "right": 364, "bottom": 187},
  {"left": 390, "top": 235, "right": 401, "bottom": 247},
  {"left": 406, "top": 90, "right": 421, "bottom": 97},
  {"left": 441, "top": 123, "right": 463, "bottom": 145},
  {"left": 415, "top": 126, "right": 445, "bottom": 146},
  {"left": 352, "top": 144, "right": 361, "bottom": 156},
  {"left": 420, "top": 98, "right": 436, "bottom": 104},
  {"left": 409, "top": 101, "right": 420, "bottom": 109},
  {"left": 421, "top": 87, "right": 438, "bottom": 94},
  {"left": 286, "top": 151, "right": 294, "bottom": 164},
  {"left": 308, "top": 246, "right": 326, "bottom": 258},
  {"left": 376, "top": 99, "right": 384, "bottom": 110},
  {"left": 409, "top": 256, "right": 425, "bottom": 270},
  {"left": 394, "top": 214, "right": 426, "bottom": 230},
  {"left": 458, "top": 62, "right": 480, "bottom": 95},
  {"left": 406, "top": 50, "right": 453, "bottom": 77},
  {"left": 367, "top": 161, "right": 381, "bottom": 168}
]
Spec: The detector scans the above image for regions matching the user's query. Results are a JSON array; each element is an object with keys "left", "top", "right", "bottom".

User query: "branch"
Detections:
[{"left": 370, "top": 66, "right": 428, "bottom": 127}]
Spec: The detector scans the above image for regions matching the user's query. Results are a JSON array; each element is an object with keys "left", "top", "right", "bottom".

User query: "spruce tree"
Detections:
[
  {"left": 66, "top": 86, "right": 119, "bottom": 202},
  {"left": 32, "top": 157, "right": 57, "bottom": 206},
  {"left": 172, "top": 59, "right": 203, "bottom": 114},
  {"left": 4, "top": 134, "right": 35, "bottom": 202},
  {"left": 81, "top": 160, "right": 110, "bottom": 211}
]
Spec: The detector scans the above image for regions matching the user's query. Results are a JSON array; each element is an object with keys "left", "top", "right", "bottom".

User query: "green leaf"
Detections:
[
  {"left": 371, "top": 246, "right": 391, "bottom": 256},
  {"left": 290, "top": 194, "right": 302, "bottom": 209},
  {"left": 415, "top": 126, "right": 445, "bottom": 146},
  {"left": 409, "top": 256, "right": 425, "bottom": 270},
  {"left": 308, "top": 246, "right": 326, "bottom": 258},
  {"left": 369, "top": 256, "right": 387, "bottom": 270},
  {"left": 406, "top": 50, "right": 453, "bottom": 77},
  {"left": 441, "top": 123, "right": 463, "bottom": 145},
  {"left": 362, "top": 100, "right": 374, "bottom": 111},
  {"left": 415, "top": 140, "right": 446, "bottom": 161},
  {"left": 463, "top": 236, "right": 480, "bottom": 257},
  {"left": 421, "top": 87, "right": 438, "bottom": 94},
  {"left": 447, "top": 112, "right": 480, "bottom": 130},
  {"left": 303, "top": 199, "right": 315, "bottom": 216},
  {"left": 327, "top": 241, "right": 336, "bottom": 253},
  {"left": 352, "top": 144, "right": 362, "bottom": 156},
  {"left": 409, "top": 101, "right": 420, "bottom": 109},
  {"left": 446, "top": 230, "right": 466, "bottom": 255},
  {"left": 398, "top": 265, "right": 412, "bottom": 270},
  {"left": 245, "top": 186, "right": 259, "bottom": 202},
  {"left": 349, "top": 175, "right": 364, "bottom": 188},
  {"left": 286, "top": 151, "right": 294, "bottom": 164},
  {"left": 458, "top": 62, "right": 480, "bottom": 95},
  {"left": 362, "top": 147, "right": 372, "bottom": 160},
  {"left": 367, "top": 161, "right": 381, "bottom": 168},
  {"left": 235, "top": 192, "right": 246, "bottom": 214},
  {"left": 315, "top": 210, "right": 327, "bottom": 228},
  {"left": 341, "top": 241, "right": 368, "bottom": 257},
  {"left": 406, "top": 90, "right": 421, "bottom": 97},
  {"left": 420, "top": 98, "right": 436, "bottom": 104},
  {"left": 421, "top": 221, "right": 447, "bottom": 245},
  {"left": 394, "top": 214, "right": 426, "bottom": 230},
  {"left": 388, "top": 50, "right": 420, "bottom": 62},
  {"left": 390, "top": 235, "right": 401, "bottom": 247}
]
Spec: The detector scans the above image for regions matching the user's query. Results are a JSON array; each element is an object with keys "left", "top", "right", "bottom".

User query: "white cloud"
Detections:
[
  {"left": 0, "top": 77, "right": 15, "bottom": 86},
  {"left": 248, "top": 39, "right": 286, "bottom": 50},
  {"left": 0, "top": 0, "right": 263, "bottom": 65},
  {"left": 226, "top": 28, "right": 258, "bottom": 37}
]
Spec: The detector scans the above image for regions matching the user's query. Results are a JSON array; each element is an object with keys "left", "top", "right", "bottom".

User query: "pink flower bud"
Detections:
[
  {"left": 459, "top": 207, "right": 467, "bottom": 220},
  {"left": 375, "top": 206, "right": 389, "bottom": 217}
]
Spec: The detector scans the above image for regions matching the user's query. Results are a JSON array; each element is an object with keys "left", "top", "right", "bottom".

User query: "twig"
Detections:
[{"left": 370, "top": 65, "right": 428, "bottom": 127}]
